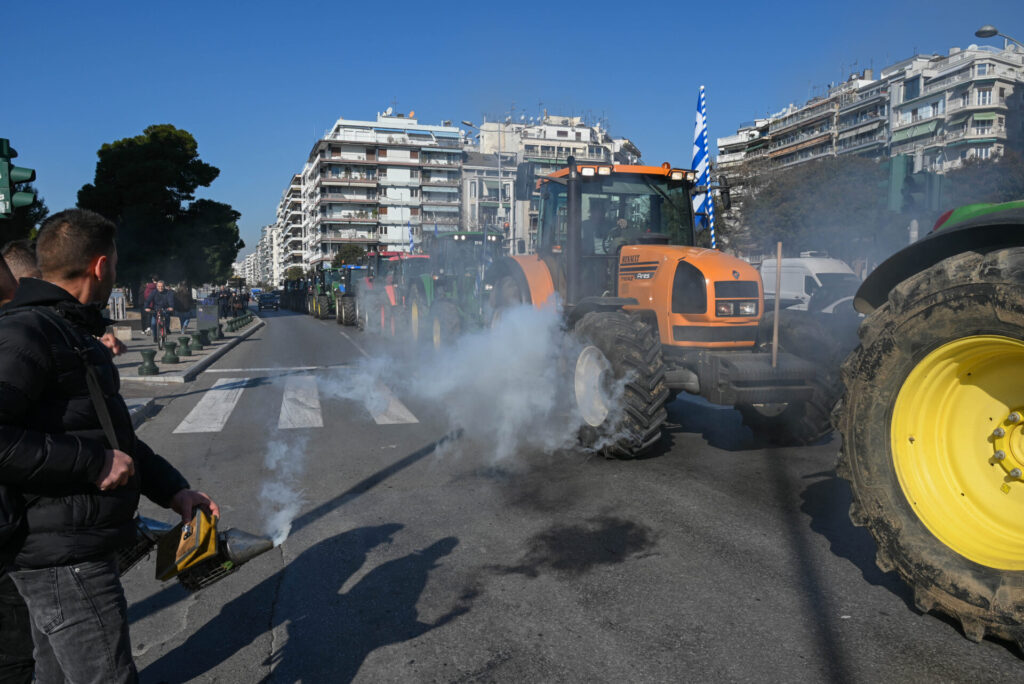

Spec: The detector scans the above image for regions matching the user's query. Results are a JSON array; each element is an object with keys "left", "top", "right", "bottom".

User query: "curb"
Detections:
[
  {"left": 121, "top": 317, "right": 265, "bottom": 385},
  {"left": 127, "top": 398, "right": 155, "bottom": 429}
]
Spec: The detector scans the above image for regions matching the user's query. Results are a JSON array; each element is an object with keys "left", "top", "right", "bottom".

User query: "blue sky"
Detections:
[{"left": 6, "top": 0, "right": 1022, "bottom": 256}]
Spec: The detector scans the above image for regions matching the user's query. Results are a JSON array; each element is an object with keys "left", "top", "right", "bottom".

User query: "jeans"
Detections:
[
  {"left": 9, "top": 558, "right": 137, "bottom": 684},
  {"left": 0, "top": 572, "right": 33, "bottom": 684},
  {"left": 178, "top": 314, "right": 191, "bottom": 333}
]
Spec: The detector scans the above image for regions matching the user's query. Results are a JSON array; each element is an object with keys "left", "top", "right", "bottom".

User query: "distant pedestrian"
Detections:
[
  {"left": 173, "top": 284, "right": 195, "bottom": 334},
  {"left": 141, "top": 275, "right": 158, "bottom": 334}
]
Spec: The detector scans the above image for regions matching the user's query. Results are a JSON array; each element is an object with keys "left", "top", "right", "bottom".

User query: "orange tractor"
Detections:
[{"left": 487, "top": 158, "right": 835, "bottom": 458}]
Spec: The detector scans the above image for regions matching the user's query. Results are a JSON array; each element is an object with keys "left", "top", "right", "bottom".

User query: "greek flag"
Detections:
[
  {"left": 691, "top": 85, "right": 715, "bottom": 249},
  {"left": 433, "top": 222, "right": 438, "bottom": 238},
  {"left": 408, "top": 220, "right": 414, "bottom": 252}
]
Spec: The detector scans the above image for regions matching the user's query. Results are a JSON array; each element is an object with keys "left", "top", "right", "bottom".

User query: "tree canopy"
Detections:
[
  {"left": 77, "top": 124, "right": 242, "bottom": 290},
  {"left": 331, "top": 244, "right": 365, "bottom": 266},
  {"left": 942, "top": 150, "right": 1024, "bottom": 207}
]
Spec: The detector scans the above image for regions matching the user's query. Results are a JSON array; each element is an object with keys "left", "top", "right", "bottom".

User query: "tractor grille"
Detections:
[
  {"left": 673, "top": 325, "right": 758, "bottom": 343},
  {"left": 713, "top": 281, "right": 758, "bottom": 298}
]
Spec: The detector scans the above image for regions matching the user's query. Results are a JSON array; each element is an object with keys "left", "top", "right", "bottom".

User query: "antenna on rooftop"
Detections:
[{"left": 385, "top": 106, "right": 393, "bottom": 116}]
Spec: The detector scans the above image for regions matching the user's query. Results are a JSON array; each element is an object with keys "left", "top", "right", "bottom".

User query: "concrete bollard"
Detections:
[
  {"left": 178, "top": 336, "right": 192, "bottom": 356},
  {"left": 199, "top": 328, "right": 212, "bottom": 346},
  {"left": 138, "top": 349, "right": 159, "bottom": 376},
  {"left": 190, "top": 332, "right": 204, "bottom": 351},
  {"left": 161, "top": 342, "right": 180, "bottom": 364}
]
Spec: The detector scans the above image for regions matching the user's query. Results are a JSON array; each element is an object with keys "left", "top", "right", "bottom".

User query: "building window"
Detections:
[
  {"left": 977, "top": 88, "right": 992, "bottom": 105},
  {"left": 976, "top": 146, "right": 991, "bottom": 160},
  {"left": 904, "top": 77, "right": 921, "bottom": 102},
  {"left": 973, "top": 121, "right": 993, "bottom": 135},
  {"left": 977, "top": 63, "right": 990, "bottom": 76},
  {"left": 557, "top": 130, "right": 568, "bottom": 138},
  {"left": 999, "top": 87, "right": 1007, "bottom": 102}
]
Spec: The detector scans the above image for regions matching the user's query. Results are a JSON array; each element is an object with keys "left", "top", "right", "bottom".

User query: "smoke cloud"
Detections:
[
  {"left": 323, "top": 304, "right": 626, "bottom": 463},
  {"left": 259, "top": 435, "right": 309, "bottom": 546}
]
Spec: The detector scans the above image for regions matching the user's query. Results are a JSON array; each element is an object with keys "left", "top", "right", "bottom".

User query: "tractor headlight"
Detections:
[
  {"left": 738, "top": 301, "right": 758, "bottom": 316},
  {"left": 715, "top": 301, "right": 735, "bottom": 316}
]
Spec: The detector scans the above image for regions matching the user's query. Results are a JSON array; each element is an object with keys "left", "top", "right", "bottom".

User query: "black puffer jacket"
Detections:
[{"left": 0, "top": 278, "right": 189, "bottom": 568}]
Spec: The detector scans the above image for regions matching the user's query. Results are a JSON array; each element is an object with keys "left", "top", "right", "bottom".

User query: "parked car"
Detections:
[{"left": 257, "top": 292, "right": 280, "bottom": 311}]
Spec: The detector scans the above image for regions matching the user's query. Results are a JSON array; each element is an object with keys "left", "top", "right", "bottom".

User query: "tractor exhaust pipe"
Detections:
[{"left": 566, "top": 156, "right": 581, "bottom": 307}]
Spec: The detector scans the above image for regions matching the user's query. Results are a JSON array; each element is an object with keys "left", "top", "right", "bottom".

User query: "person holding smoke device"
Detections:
[{"left": 0, "top": 209, "right": 219, "bottom": 683}]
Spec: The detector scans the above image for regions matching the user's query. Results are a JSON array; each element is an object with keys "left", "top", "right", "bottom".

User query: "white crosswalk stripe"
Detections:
[
  {"left": 173, "top": 378, "right": 250, "bottom": 433},
  {"left": 171, "top": 374, "right": 418, "bottom": 433},
  {"left": 278, "top": 375, "right": 323, "bottom": 429}
]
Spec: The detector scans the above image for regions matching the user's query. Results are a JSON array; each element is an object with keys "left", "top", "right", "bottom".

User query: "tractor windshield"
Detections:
[
  {"left": 539, "top": 173, "right": 694, "bottom": 255},
  {"left": 437, "top": 234, "right": 502, "bottom": 274}
]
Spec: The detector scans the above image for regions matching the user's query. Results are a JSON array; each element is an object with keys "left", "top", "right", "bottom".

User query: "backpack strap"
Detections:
[{"left": 1, "top": 305, "right": 120, "bottom": 451}]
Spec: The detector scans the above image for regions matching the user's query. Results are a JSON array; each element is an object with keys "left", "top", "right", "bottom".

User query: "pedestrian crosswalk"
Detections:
[{"left": 172, "top": 374, "right": 418, "bottom": 434}]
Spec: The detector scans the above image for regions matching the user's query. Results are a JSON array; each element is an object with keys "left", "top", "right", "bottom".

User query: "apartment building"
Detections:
[
  {"left": 887, "top": 44, "right": 1023, "bottom": 172},
  {"left": 717, "top": 41, "right": 1024, "bottom": 176},
  {"left": 300, "top": 112, "right": 464, "bottom": 267},
  {"left": 470, "top": 114, "right": 641, "bottom": 251},
  {"left": 276, "top": 174, "right": 304, "bottom": 275},
  {"left": 255, "top": 223, "right": 283, "bottom": 287}
]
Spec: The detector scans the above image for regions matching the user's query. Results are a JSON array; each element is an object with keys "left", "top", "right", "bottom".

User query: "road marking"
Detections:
[
  {"left": 173, "top": 378, "right": 249, "bottom": 433},
  {"left": 338, "top": 329, "right": 419, "bottom": 424},
  {"left": 278, "top": 375, "right": 323, "bottom": 429},
  {"left": 206, "top": 365, "right": 350, "bottom": 373},
  {"left": 369, "top": 381, "right": 419, "bottom": 424}
]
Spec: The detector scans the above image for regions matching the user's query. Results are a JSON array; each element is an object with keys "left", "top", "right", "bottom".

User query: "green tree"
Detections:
[
  {"left": 284, "top": 266, "right": 304, "bottom": 281},
  {"left": 0, "top": 185, "right": 48, "bottom": 245},
  {"left": 943, "top": 150, "right": 1024, "bottom": 207},
  {"left": 741, "top": 156, "right": 906, "bottom": 266},
  {"left": 76, "top": 124, "right": 239, "bottom": 295},
  {"left": 331, "top": 243, "right": 365, "bottom": 266}
]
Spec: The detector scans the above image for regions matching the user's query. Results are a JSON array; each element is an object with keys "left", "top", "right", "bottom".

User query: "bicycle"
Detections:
[{"left": 146, "top": 307, "right": 172, "bottom": 350}]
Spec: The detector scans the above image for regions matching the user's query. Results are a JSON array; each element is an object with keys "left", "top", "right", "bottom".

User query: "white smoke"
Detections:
[
  {"left": 259, "top": 435, "right": 308, "bottom": 546},
  {"left": 322, "top": 304, "right": 629, "bottom": 463}
]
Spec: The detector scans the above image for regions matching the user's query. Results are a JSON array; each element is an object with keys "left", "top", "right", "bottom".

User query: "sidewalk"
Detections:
[{"left": 115, "top": 310, "right": 264, "bottom": 385}]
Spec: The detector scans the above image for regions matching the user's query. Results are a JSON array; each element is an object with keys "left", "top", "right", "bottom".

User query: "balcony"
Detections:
[
  {"left": 769, "top": 103, "right": 836, "bottom": 134},
  {"left": 778, "top": 145, "right": 835, "bottom": 168},
  {"left": 377, "top": 177, "right": 421, "bottom": 187},
  {"left": 320, "top": 213, "right": 377, "bottom": 223},
  {"left": 379, "top": 215, "right": 422, "bottom": 225},
  {"left": 378, "top": 197, "right": 421, "bottom": 206},
  {"left": 837, "top": 112, "right": 886, "bottom": 132},
  {"left": 836, "top": 131, "right": 887, "bottom": 153},
  {"left": 420, "top": 157, "right": 462, "bottom": 166},
  {"left": 318, "top": 195, "right": 378, "bottom": 204},
  {"left": 320, "top": 175, "right": 377, "bottom": 186},
  {"left": 769, "top": 131, "right": 832, "bottom": 156},
  {"left": 422, "top": 178, "right": 459, "bottom": 186}
]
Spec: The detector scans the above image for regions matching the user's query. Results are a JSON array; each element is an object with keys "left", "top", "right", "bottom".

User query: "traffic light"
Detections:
[{"left": 0, "top": 138, "right": 37, "bottom": 219}]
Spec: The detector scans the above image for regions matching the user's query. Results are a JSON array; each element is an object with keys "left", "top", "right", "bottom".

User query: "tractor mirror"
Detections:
[
  {"left": 718, "top": 175, "right": 732, "bottom": 212},
  {"left": 517, "top": 238, "right": 526, "bottom": 254},
  {"left": 515, "top": 162, "right": 536, "bottom": 201}
]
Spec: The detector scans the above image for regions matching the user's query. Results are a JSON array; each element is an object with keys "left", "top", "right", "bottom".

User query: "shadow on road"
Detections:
[
  {"left": 141, "top": 525, "right": 473, "bottom": 684},
  {"left": 801, "top": 470, "right": 913, "bottom": 603}
]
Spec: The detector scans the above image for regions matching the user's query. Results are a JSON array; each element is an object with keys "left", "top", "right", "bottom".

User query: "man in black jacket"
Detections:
[{"left": 0, "top": 209, "right": 219, "bottom": 684}]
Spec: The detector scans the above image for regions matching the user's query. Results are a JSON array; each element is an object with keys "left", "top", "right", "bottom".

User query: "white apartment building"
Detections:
[
  {"left": 300, "top": 112, "right": 464, "bottom": 267},
  {"left": 255, "top": 223, "right": 283, "bottom": 288},
  {"left": 276, "top": 174, "right": 303, "bottom": 275},
  {"left": 469, "top": 114, "right": 641, "bottom": 251}
]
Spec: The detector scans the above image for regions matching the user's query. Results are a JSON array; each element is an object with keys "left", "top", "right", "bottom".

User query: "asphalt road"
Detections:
[{"left": 118, "top": 307, "right": 1024, "bottom": 683}]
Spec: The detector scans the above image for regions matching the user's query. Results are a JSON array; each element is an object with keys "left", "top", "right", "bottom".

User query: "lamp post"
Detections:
[{"left": 975, "top": 24, "right": 1024, "bottom": 50}]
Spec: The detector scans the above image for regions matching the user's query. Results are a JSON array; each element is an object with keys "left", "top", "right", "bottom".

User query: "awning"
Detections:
[
  {"left": 746, "top": 141, "right": 767, "bottom": 151},
  {"left": 838, "top": 120, "right": 882, "bottom": 140},
  {"left": 374, "top": 128, "right": 408, "bottom": 134},
  {"left": 433, "top": 131, "right": 460, "bottom": 138},
  {"left": 946, "top": 112, "right": 970, "bottom": 124},
  {"left": 891, "top": 120, "right": 938, "bottom": 142},
  {"left": 947, "top": 138, "right": 997, "bottom": 147},
  {"left": 424, "top": 185, "right": 458, "bottom": 193},
  {"left": 972, "top": 112, "right": 997, "bottom": 122}
]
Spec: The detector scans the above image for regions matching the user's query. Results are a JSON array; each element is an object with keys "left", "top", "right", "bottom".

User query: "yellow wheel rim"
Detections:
[
  {"left": 892, "top": 335, "right": 1024, "bottom": 569},
  {"left": 433, "top": 316, "right": 442, "bottom": 350},
  {"left": 411, "top": 301, "right": 420, "bottom": 341}
]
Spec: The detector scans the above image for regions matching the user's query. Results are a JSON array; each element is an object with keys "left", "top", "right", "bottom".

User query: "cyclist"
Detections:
[{"left": 144, "top": 280, "right": 175, "bottom": 346}]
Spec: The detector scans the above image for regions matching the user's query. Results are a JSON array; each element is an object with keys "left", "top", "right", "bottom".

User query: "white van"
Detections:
[{"left": 759, "top": 255, "right": 860, "bottom": 312}]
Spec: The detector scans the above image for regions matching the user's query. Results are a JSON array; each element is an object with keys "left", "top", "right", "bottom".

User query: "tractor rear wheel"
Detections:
[
  {"left": 316, "top": 295, "right": 330, "bottom": 320},
  {"left": 572, "top": 311, "right": 668, "bottom": 459},
  {"left": 737, "top": 309, "right": 844, "bottom": 445},
  {"left": 408, "top": 290, "right": 429, "bottom": 344},
  {"left": 489, "top": 274, "right": 528, "bottom": 326},
  {"left": 839, "top": 248, "right": 1024, "bottom": 646},
  {"left": 431, "top": 299, "right": 461, "bottom": 350},
  {"left": 340, "top": 297, "right": 356, "bottom": 326}
]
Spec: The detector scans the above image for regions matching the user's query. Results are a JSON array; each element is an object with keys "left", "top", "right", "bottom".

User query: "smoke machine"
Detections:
[{"left": 117, "top": 510, "right": 273, "bottom": 592}]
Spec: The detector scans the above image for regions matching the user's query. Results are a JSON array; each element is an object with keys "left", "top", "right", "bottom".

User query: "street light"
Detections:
[{"left": 975, "top": 24, "right": 1024, "bottom": 50}]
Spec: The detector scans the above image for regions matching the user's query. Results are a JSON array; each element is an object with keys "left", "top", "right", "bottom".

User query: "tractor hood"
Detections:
[{"left": 855, "top": 203, "right": 1024, "bottom": 314}]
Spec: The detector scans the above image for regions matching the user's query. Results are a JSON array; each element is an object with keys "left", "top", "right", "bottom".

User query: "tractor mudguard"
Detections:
[
  {"left": 566, "top": 297, "right": 639, "bottom": 329},
  {"left": 855, "top": 209, "right": 1024, "bottom": 314}
]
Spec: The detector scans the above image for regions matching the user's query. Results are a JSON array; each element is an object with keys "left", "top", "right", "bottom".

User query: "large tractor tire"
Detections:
[
  {"left": 408, "top": 289, "right": 429, "bottom": 344},
  {"left": 737, "top": 309, "right": 845, "bottom": 445},
  {"left": 838, "top": 248, "right": 1024, "bottom": 647},
  {"left": 488, "top": 273, "right": 529, "bottom": 326},
  {"left": 339, "top": 297, "right": 356, "bottom": 326},
  {"left": 315, "top": 295, "right": 330, "bottom": 320},
  {"left": 430, "top": 299, "right": 461, "bottom": 350},
  {"left": 572, "top": 311, "right": 669, "bottom": 459}
]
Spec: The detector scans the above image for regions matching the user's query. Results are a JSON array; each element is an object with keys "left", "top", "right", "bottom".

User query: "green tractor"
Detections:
[
  {"left": 404, "top": 231, "right": 504, "bottom": 347},
  {"left": 837, "top": 199, "right": 1024, "bottom": 646},
  {"left": 333, "top": 264, "right": 367, "bottom": 326},
  {"left": 309, "top": 267, "right": 341, "bottom": 320}
]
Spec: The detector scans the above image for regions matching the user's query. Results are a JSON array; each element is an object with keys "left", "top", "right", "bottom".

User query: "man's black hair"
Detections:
[
  {"left": 1, "top": 238, "right": 40, "bottom": 279},
  {"left": 36, "top": 209, "right": 117, "bottom": 281}
]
